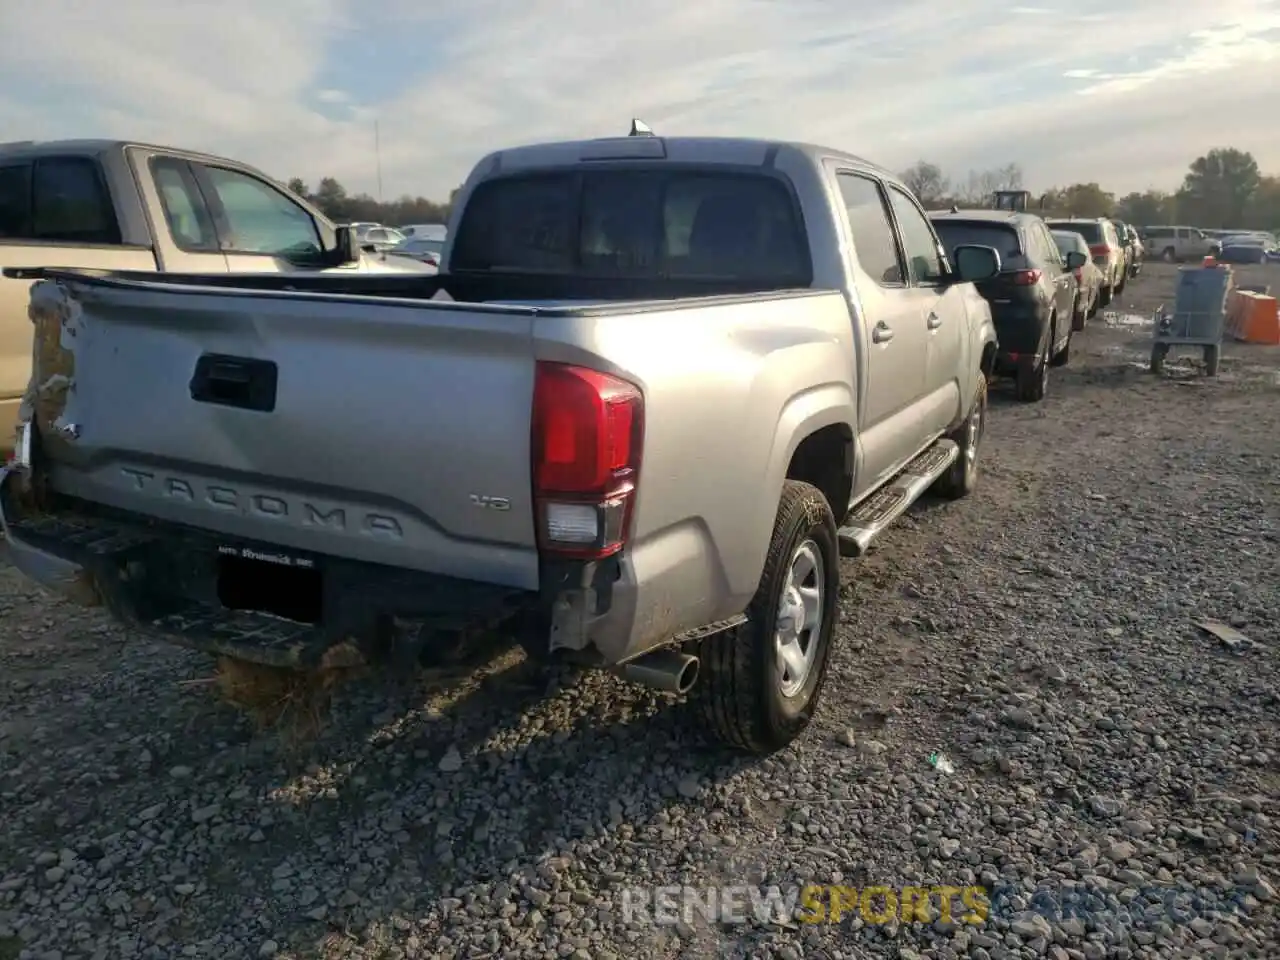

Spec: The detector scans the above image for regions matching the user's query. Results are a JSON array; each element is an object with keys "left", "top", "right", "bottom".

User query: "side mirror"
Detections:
[
  {"left": 333, "top": 225, "right": 359, "bottom": 265},
  {"left": 951, "top": 244, "right": 1001, "bottom": 282},
  {"left": 1064, "top": 250, "right": 1088, "bottom": 270}
]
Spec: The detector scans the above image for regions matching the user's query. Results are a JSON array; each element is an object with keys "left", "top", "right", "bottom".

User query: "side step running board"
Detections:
[{"left": 837, "top": 439, "right": 959, "bottom": 557}]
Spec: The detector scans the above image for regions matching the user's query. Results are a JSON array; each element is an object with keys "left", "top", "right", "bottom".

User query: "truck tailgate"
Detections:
[{"left": 31, "top": 278, "right": 541, "bottom": 590}]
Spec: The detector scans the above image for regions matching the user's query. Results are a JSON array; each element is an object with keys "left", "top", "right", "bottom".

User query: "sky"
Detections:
[{"left": 2, "top": 0, "right": 1279, "bottom": 204}]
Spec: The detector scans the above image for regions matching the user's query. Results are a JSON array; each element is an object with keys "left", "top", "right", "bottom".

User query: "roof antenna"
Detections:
[{"left": 629, "top": 118, "right": 655, "bottom": 137}]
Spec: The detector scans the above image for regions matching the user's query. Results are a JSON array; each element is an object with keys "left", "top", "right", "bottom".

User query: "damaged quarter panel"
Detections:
[{"left": 532, "top": 290, "right": 857, "bottom": 657}]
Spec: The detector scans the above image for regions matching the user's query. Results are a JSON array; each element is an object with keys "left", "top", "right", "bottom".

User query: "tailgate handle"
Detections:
[{"left": 190, "top": 354, "right": 278, "bottom": 412}]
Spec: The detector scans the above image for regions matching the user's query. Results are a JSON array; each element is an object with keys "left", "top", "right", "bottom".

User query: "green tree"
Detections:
[
  {"left": 286, "top": 178, "right": 308, "bottom": 198},
  {"left": 899, "top": 161, "right": 950, "bottom": 204},
  {"left": 1114, "top": 190, "right": 1173, "bottom": 227},
  {"left": 1042, "top": 183, "right": 1114, "bottom": 218},
  {"left": 1177, "top": 148, "right": 1261, "bottom": 228}
]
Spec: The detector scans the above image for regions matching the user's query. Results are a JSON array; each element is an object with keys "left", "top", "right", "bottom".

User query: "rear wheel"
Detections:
[
  {"left": 1071, "top": 293, "right": 1087, "bottom": 332},
  {"left": 1099, "top": 284, "right": 1113, "bottom": 308},
  {"left": 1051, "top": 323, "right": 1072, "bottom": 367},
  {"left": 697, "top": 480, "right": 840, "bottom": 753},
  {"left": 1162, "top": 247, "right": 1176, "bottom": 263},
  {"left": 933, "top": 374, "right": 986, "bottom": 499},
  {"left": 1016, "top": 321, "right": 1051, "bottom": 402}
]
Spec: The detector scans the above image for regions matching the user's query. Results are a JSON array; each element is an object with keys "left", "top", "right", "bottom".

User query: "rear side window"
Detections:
[
  {"left": 836, "top": 173, "right": 903, "bottom": 285},
  {"left": 931, "top": 221, "right": 1022, "bottom": 263},
  {"left": 1047, "top": 221, "right": 1101, "bottom": 244},
  {"left": 0, "top": 157, "right": 119, "bottom": 243},
  {"left": 150, "top": 157, "right": 219, "bottom": 251},
  {"left": 0, "top": 163, "right": 31, "bottom": 238},
  {"left": 31, "top": 157, "right": 119, "bottom": 244},
  {"left": 1052, "top": 232, "right": 1083, "bottom": 255},
  {"left": 451, "top": 169, "right": 810, "bottom": 282}
]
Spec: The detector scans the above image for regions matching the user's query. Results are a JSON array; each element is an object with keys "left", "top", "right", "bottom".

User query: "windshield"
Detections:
[
  {"left": 450, "top": 168, "right": 810, "bottom": 283},
  {"left": 1046, "top": 221, "right": 1102, "bottom": 244},
  {"left": 930, "top": 221, "right": 1022, "bottom": 262}
]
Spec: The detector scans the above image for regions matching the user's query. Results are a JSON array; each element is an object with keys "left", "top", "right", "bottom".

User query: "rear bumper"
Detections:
[
  {"left": 989, "top": 304, "right": 1049, "bottom": 363},
  {"left": 0, "top": 467, "right": 539, "bottom": 669}
]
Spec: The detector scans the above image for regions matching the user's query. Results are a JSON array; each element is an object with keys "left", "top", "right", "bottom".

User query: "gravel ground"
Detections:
[{"left": 2, "top": 262, "right": 1278, "bottom": 960}]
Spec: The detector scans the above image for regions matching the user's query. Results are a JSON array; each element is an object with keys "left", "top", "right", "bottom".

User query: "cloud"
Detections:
[{"left": 1, "top": 0, "right": 1278, "bottom": 202}]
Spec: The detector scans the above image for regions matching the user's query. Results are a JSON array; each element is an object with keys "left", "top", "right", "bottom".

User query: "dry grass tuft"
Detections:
[{"left": 214, "top": 655, "right": 362, "bottom": 742}]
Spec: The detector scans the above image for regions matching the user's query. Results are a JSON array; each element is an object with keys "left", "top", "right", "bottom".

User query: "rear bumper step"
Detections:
[{"left": 0, "top": 468, "right": 537, "bottom": 669}]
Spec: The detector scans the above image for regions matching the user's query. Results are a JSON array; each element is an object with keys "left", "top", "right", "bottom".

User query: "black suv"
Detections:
[{"left": 929, "top": 209, "right": 1086, "bottom": 403}]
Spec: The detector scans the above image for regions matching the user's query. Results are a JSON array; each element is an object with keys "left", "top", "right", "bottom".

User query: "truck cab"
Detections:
[{"left": 0, "top": 140, "right": 433, "bottom": 450}]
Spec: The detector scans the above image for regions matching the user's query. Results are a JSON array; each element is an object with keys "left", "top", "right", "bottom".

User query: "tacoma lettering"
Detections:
[{"left": 118, "top": 467, "right": 403, "bottom": 539}]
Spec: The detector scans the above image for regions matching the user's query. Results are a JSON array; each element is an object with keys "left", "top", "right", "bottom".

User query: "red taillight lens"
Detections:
[
  {"left": 1010, "top": 269, "right": 1042, "bottom": 285},
  {"left": 1073, "top": 267, "right": 1082, "bottom": 282},
  {"left": 531, "top": 362, "right": 644, "bottom": 559},
  {"left": 1089, "top": 244, "right": 1109, "bottom": 257}
]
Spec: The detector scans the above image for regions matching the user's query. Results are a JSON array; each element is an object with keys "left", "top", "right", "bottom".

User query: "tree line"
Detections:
[
  {"left": 899, "top": 148, "right": 1280, "bottom": 230},
  {"left": 284, "top": 145, "right": 1280, "bottom": 232},
  {"left": 285, "top": 177, "right": 460, "bottom": 228}
]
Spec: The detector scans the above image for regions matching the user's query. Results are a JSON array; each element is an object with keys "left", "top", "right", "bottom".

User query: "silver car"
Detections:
[{"left": 1052, "top": 230, "right": 1104, "bottom": 330}]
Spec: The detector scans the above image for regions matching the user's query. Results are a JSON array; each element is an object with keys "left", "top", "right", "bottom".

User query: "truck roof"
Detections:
[
  {"left": 469, "top": 135, "right": 894, "bottom": 182},
  {"left": 0, "top": 138, "right": 259, "bottom": 169},
  {"left": 929, "top": 209, "right": 1030, "bottom": 225}
]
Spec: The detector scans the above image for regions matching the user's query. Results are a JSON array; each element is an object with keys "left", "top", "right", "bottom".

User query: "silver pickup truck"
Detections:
[
  {"left": 0, "top": 139, "right": 434, "bottom": 452},
  {"left": 1, "top": 130, "right": 1001, "bottom": 753}
]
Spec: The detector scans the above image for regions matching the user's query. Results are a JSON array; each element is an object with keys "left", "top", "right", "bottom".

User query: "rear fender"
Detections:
[{"left": 741, "top": 382, "right": 856, "bottom": 590}]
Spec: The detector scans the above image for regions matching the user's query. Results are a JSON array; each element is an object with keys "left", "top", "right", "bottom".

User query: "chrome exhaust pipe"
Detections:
[{"left": 616, "top": 649, "right": 700, "bottom": 695}]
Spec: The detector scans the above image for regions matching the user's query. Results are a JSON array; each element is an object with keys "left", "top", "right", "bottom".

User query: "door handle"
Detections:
[
  {"left": 872, "top": 322, "right": 895, "bottom": 344},
  {"left": 926, "top": 312, "right": 942, "bottom": 329}
]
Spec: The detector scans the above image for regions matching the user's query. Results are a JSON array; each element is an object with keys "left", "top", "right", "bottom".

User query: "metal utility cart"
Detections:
[{"left": 1150, "top": 262, "right": 1233, "bottom": 376}]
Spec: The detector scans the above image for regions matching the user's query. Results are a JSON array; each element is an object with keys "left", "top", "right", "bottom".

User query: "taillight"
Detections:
[
  {"left": 1089, "top": 244, "right": 1110, "bottom": 257},
  {"left": 1073, "top": 267, "right": 1082, "bottom": 282},
  {"left": 1010, "top": 269, "right": 1042, "bottom": 285},
  {"left": 531, "top": 362, "right": 644, "bottom": 559}
]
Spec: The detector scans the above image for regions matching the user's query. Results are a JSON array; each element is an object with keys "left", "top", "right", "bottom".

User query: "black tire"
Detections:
[
  {"left": 1015, "top": 321, "right": 1051, "bottom": 402},
  {"left": 1204, "top": 344, "right": 1220, "bottom": 376},
  {"left": 697, "top": 480, "right": 840, "bottom": 754},
  {"left": 933, "top": 373, "right": 986, "bottom": 500},
  {"left": 1099, "top": 284, "right": 1113, "bottom": 308},
  {"left": 1116, "top": 275, "right": 1126, "bottom": 296},
  {"left": 1150, "top": 343, "right": 1168, "bottom": 375},
  {"left": 1051, "top": 323, "right": 1071, "bottom": 367},
  {"left": 1071, "top": 294, "right": 1087, "bottom": 332},
  {"left": 1162, "top": 247, "right": 1176, "bottom": 263}
]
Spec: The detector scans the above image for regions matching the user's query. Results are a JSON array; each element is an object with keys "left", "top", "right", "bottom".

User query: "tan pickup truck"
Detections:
[{"left": 0, "top": 139, "right": 433, "bottom": 451}]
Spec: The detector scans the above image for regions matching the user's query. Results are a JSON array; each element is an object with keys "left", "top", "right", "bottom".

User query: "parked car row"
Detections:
[
  {"left": 1137, "top": 225, "right": 1280, "bottom": 263},
  {"left": 340, "top": 220, "right": 450, "bottom": 266}
]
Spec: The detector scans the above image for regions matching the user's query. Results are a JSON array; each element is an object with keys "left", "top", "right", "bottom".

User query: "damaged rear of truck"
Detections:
[{"left": 1, "top": 132, "right": 999, "bottom": 753}]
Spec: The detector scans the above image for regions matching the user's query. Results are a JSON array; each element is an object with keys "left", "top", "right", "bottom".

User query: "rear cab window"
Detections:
[
  {"left": 149, "top": 156, "right": 219, "bottom": 251},
  {"left": 930, "top": 220, "right": 1023, "bottom": 266},
  {"left": 0, "top": 155, "right": 120, "bottom": 244},
  {"left": 1051, "top": 232, "right": 1084, "bottom": 256},
  {"left": 1046, "top": 221, "right": 1102, "bottom": 245},
  {"left": 450, "top": 167, "right": 811, "bottom": 284}
]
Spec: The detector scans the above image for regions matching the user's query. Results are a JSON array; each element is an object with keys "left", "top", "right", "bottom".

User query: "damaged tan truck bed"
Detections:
[{"left": 0, "top": 131, "right": 1001, "bottom": 753}]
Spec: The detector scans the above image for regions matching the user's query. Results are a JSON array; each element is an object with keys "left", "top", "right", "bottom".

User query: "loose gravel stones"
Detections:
[{"left": 1, "top": 265, "right": 1277, "bottom": 958}]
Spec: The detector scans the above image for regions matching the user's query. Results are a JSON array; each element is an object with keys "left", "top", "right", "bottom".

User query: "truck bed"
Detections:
[
  {"left": 10, "top": 267, "right": 822, "bottom": 586},
  {"left": 3, "top": 265, "right": 806, "bottom": 305}
]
